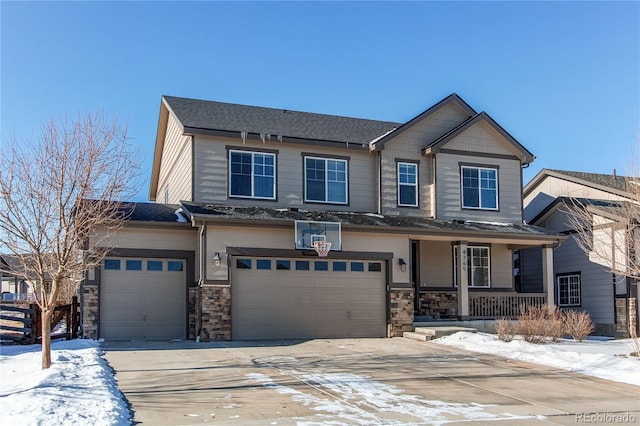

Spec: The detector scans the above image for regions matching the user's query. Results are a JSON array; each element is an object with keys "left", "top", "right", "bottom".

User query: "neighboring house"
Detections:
[
  {"left": 522, "top": 169, "right": 639, "bottom": 336},
  {"left": 0, "top": 255, "right": 38, "bottom": 301},
  {"left": 81, "top": 93, "right": 564, "bottom": 341}
]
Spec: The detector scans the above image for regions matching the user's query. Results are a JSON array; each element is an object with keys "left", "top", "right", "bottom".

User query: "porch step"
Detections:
[
  {"left": 402, "top": 329, "right": 436, "bottom": 341},
  {"left": 414, "top": 326, "right": 477, "bottom": 339}
]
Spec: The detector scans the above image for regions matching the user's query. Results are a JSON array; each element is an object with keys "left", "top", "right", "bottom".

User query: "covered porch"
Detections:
[{"left": 409, "top": 228, "right": 563, "bottom": 320}]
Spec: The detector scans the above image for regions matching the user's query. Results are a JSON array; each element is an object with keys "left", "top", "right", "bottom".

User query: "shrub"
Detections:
[
  {"left": 562, "top": 310, "right": 594, "bottom": 342},
  {"left": 495, "top": 318, "right": 517, "bottom": 342},
  {"left": 517, "top": 305, "right": 550, "bottom": 344},
  {"left": 547, "top": 307, "right": 566, "bottom": 342}
]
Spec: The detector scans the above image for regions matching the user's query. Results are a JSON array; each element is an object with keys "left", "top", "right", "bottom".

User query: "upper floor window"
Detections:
[
  {"left": 229, "top": 150, "right": 275, "bottom": 199},
  {"left": 454, "top": 245, "right": 491, "bottom": 287},
  {"left": 304, "top": 156, "right": 348, "bottom": 204},
  {"left": 397, "top": 162, "right": 418, "bottom": 207},
  {"left": 461, "top": 166, "right": 498, "bottom": 210},
  {"left": 557, "top": 273, "right": 581, "bottom": 307}
]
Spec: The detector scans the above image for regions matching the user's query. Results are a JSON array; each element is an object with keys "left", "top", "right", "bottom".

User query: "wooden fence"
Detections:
[{"left": 0, "top": 296, "right": 79, "bottom": 344}]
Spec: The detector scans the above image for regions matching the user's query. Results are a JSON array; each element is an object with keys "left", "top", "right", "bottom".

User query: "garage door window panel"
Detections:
[
  {"left": 276, "top": 260, "right": 291, "bottom": 270},
  {"left": 296, "top": 260, "right": 310, "bottom": 271},
  {"left": 147, "top": 260, "right": 163, "bottom": 271},
  {"left": 351, "top": 262, "right": 364, "bottom": 272},
  {"left": 257, "top": 259, "right": 271, "bottom": 270},
  {"left": 236, "top": 259, "right": 252, "bottom": 269},
  {"left": 314, "top": 261, "right": 329, "bottom": 271},
  {"left": 333, "top": 261, "right": 347, "bottom": 272},
  {"left": 104, "top": 259, "right": 121, "bottom": 270},
  {"left": 168, "top": 260, "right": 184, "bottom": 271},
  {"left": 126, "top": 260, "right": 142, "bottom": 271}
]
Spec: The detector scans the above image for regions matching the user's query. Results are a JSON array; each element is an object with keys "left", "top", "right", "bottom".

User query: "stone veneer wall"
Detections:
[
  {"left": 199, "top": 285, "right": 231, "bottom": 341},
  {"left": 418, "top": 292, "right": 458, "bottom": 318},
  {"left": 389, "top": 287, "right": 414, "bottom": 337},
  {"left": 81, "top": 285, "right": 99, "bottom": 339},
  {"left": 616, "top": 297, "right": 638, "bottom": 338},
  {"left": 189, "top": 287, "right": 197, "bottom": 340}
]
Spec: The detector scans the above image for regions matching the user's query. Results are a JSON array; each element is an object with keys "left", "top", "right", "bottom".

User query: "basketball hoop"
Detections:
[{"left": 313, "top": 241, "right": 332, "bottom": 257}]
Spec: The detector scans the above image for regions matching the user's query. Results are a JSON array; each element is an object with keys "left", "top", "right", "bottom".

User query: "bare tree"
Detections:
[
  {"left": 0, "top": 113, "right": 140, "bottom": 369},
  {"left": 564, "top": 176, "right": 639, "bottom": 280}
]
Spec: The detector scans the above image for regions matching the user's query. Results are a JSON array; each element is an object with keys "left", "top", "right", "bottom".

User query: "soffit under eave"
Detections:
[
  {"left": 423, "top": 113, "right": 535, "bottom": 164},
  {"left": 149, "top": 98, "right": 172, "bottom": 201}
]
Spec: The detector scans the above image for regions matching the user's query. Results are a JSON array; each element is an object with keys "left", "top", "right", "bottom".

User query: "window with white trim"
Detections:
[
  {"left": 304, "top": 157, "right": 348, "bottom": 204},
  {"left": 557, "top": 274, "right": 581, "bottom": 306},
  {"left": 453, "top": 245, "right": 491, "bottom": 287},
  {"left": 229, "top": 150, "right": 276, "bottom": 199},
  {"left": 461, "top": 166, "right": 498, "bottom": 210},
  {"left": 397, "top": 162, "right": 418, "bottom": 207}
]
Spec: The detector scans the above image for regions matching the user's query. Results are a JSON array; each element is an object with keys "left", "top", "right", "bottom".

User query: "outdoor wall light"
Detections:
[
  {"left": 398, "top": 258, "right": 407, "bottom": 272},
  {"left": 213, "top": 252, "right": 222, "bottom": 268}
]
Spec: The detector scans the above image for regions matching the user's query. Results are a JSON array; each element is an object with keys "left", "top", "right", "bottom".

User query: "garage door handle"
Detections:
[
  {"left": 347, "top": 311, "right": 351, "bottom": 320},
  {"left": 143, "top": 314, "right": 146, "bottom": 322}
]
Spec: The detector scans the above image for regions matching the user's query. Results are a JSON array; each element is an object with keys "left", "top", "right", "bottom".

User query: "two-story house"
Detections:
[
  {"left": 81, "top": 94, "right": 564, "bottom": 341},
  {"left": 521, "top": 169, "right": 639, "bottom": 337}
]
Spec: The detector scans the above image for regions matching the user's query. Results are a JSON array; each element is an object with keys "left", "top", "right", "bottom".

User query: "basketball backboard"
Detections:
[{"left": 295, "top": 220, "right": 342, "bottom": 251}]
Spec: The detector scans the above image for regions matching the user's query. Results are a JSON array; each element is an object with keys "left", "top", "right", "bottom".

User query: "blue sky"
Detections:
[{"left": 2, "top": 1, "right": 638, "bottom": 202}]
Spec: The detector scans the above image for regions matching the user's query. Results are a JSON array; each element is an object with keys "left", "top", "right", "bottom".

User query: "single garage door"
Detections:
[
  {"left": 100, "top": 257, "right": 186, "bottom": 340},
  {"left": 232, "top": 257, "right": 386, "bottom": 340}
]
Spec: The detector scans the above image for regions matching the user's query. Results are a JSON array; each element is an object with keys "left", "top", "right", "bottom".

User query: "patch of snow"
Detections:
[
  {"left": 247, "top": 371, "right": 540, "bottom": 425},
  {"left": 364, "top": 212, "right": 384, "bottom": 218},
  {"left": 433, "top": 332, "right": 640, "bottom": 386},
  {"left": 464, "top": 220, "right": 512, "bottom": 226},
  {"left": 174, "top": 208, "right": 188, "bottom": 222},
  {"left": 0, "top": 339, "right": 130, "bottom": 425}
]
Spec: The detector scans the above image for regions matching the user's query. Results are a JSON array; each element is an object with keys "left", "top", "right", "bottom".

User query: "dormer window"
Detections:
[
  {"left": 461, "top": 165, "right": 498, "bottom": 210},
  {"left": 397, "top": 162, "right": 418, "bottom": 207}
]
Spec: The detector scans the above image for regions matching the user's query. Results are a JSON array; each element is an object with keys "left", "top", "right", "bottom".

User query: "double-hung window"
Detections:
[
  {"left": 397, "top": 162, "right": 418, "bottom": 207},
  {"left": 304, "top": 156, "right": 348, "bottom": 204},
  {"left": 453, "top": 245, "right": 491, "bottom": 287},
  {"left": 229, "top": 150, "right": 276, "bottom": 199},
  {"left": 557, "top": 274, "right": 581, "bottom": 306},
  {"left": 461, "top": 165, "right": 498, "bottom": 210}
]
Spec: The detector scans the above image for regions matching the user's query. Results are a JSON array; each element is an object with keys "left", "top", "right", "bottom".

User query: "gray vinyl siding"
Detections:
[
  {"left": 435, "top": 152, "right": 523, "bottom": 223},
  {"left": 380, "top": 103, "right": 470, "bottom": 217},
  {"left": 419, "top": 241, "right": 513, "bottom": 289},
  {"left": 193, "top": 135, "right": 377, "bottom": 212},
  {"left": 520, "top": 208, "right": 615, "bottom": 325},
  {"left": 157, "top": 113, "right": 192, "bottom": 203}
]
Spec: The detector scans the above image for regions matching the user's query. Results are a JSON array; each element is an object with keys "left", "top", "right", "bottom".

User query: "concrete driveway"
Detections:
[{"left": 102, "top": 338, "right": 639, "bottom": 425}]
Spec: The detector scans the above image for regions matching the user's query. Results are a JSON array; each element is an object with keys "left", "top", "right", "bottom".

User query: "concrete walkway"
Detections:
[{"left": 102, "top": 338, "right": 640, "bottom": 425}]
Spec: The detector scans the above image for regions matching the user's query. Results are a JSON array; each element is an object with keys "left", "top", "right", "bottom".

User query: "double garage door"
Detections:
[
  {"left": 100, "top": 257, "right": 186, "bottom": 341},
  {"left": 232, "top": 257, "right": 387, "bottom": 340}
]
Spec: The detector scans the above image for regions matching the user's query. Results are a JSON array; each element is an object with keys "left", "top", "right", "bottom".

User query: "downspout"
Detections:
[
  {"left": 377, "top": 151, "right": 382, "bottom": 215},
  {"left": 196, "top": 222, "right": 206, "bottom": 341}
]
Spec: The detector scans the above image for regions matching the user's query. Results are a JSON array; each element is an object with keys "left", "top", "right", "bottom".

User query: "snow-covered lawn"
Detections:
[
  {"left": 433, "top": 332, "right": 640, "bottom": 386},
  {"left": 0, "top": 340, "right": 130, "bottom": 426},
  {"left": 1, "top": 334, "right": 637, "bottom": 425}
]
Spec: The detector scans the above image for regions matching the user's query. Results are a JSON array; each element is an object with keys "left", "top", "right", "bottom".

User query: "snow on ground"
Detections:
[
  {"left": 247, "top": 372, "right": 542, "bottom": 425},
  {"left": 0, "top": 340, "right": 130, "bottom": 426},
  {"left": 433, "top": 332, "right": 640, "bottom": 386},
  {"left": 1, "top": 335, "right": 637, "bottom": 426}
]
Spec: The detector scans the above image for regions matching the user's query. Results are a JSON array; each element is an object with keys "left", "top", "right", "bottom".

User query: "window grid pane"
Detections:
[
  {"left": 305, "top": 157, "right": 347, "bottom": 203},
  {"left": 398, "top": 162, "right": 418, "bottom": 206},
  {"left": 461, "top": 166, "right": 497, "bottom": 210},
  {"left": 230, "top": 151, "right": 275, "bottom": 199}
]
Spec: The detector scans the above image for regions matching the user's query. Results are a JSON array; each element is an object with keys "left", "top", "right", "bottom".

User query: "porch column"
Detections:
[
  {"left": 456, "top": 241, "right": 469, "bottom": 318},
  {"left": 542, "top": 244, "right": 555, "bottom": 312}
]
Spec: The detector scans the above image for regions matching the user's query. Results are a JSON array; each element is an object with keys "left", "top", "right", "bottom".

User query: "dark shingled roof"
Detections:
[
  {"left": 119, "top": 202, "right": 187, "bottom": 223},
  {"left": 180, "top": 202, "right": 562, "bottom": 239},
  {"left": 163, "top": 95, "right": 401, "bottom": 145},
  {"left": 529, "top": 196, "right": 638, "bottom": 224},
  {"left": 547, "top": 169, "right": 633, "bottom": 193}
]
